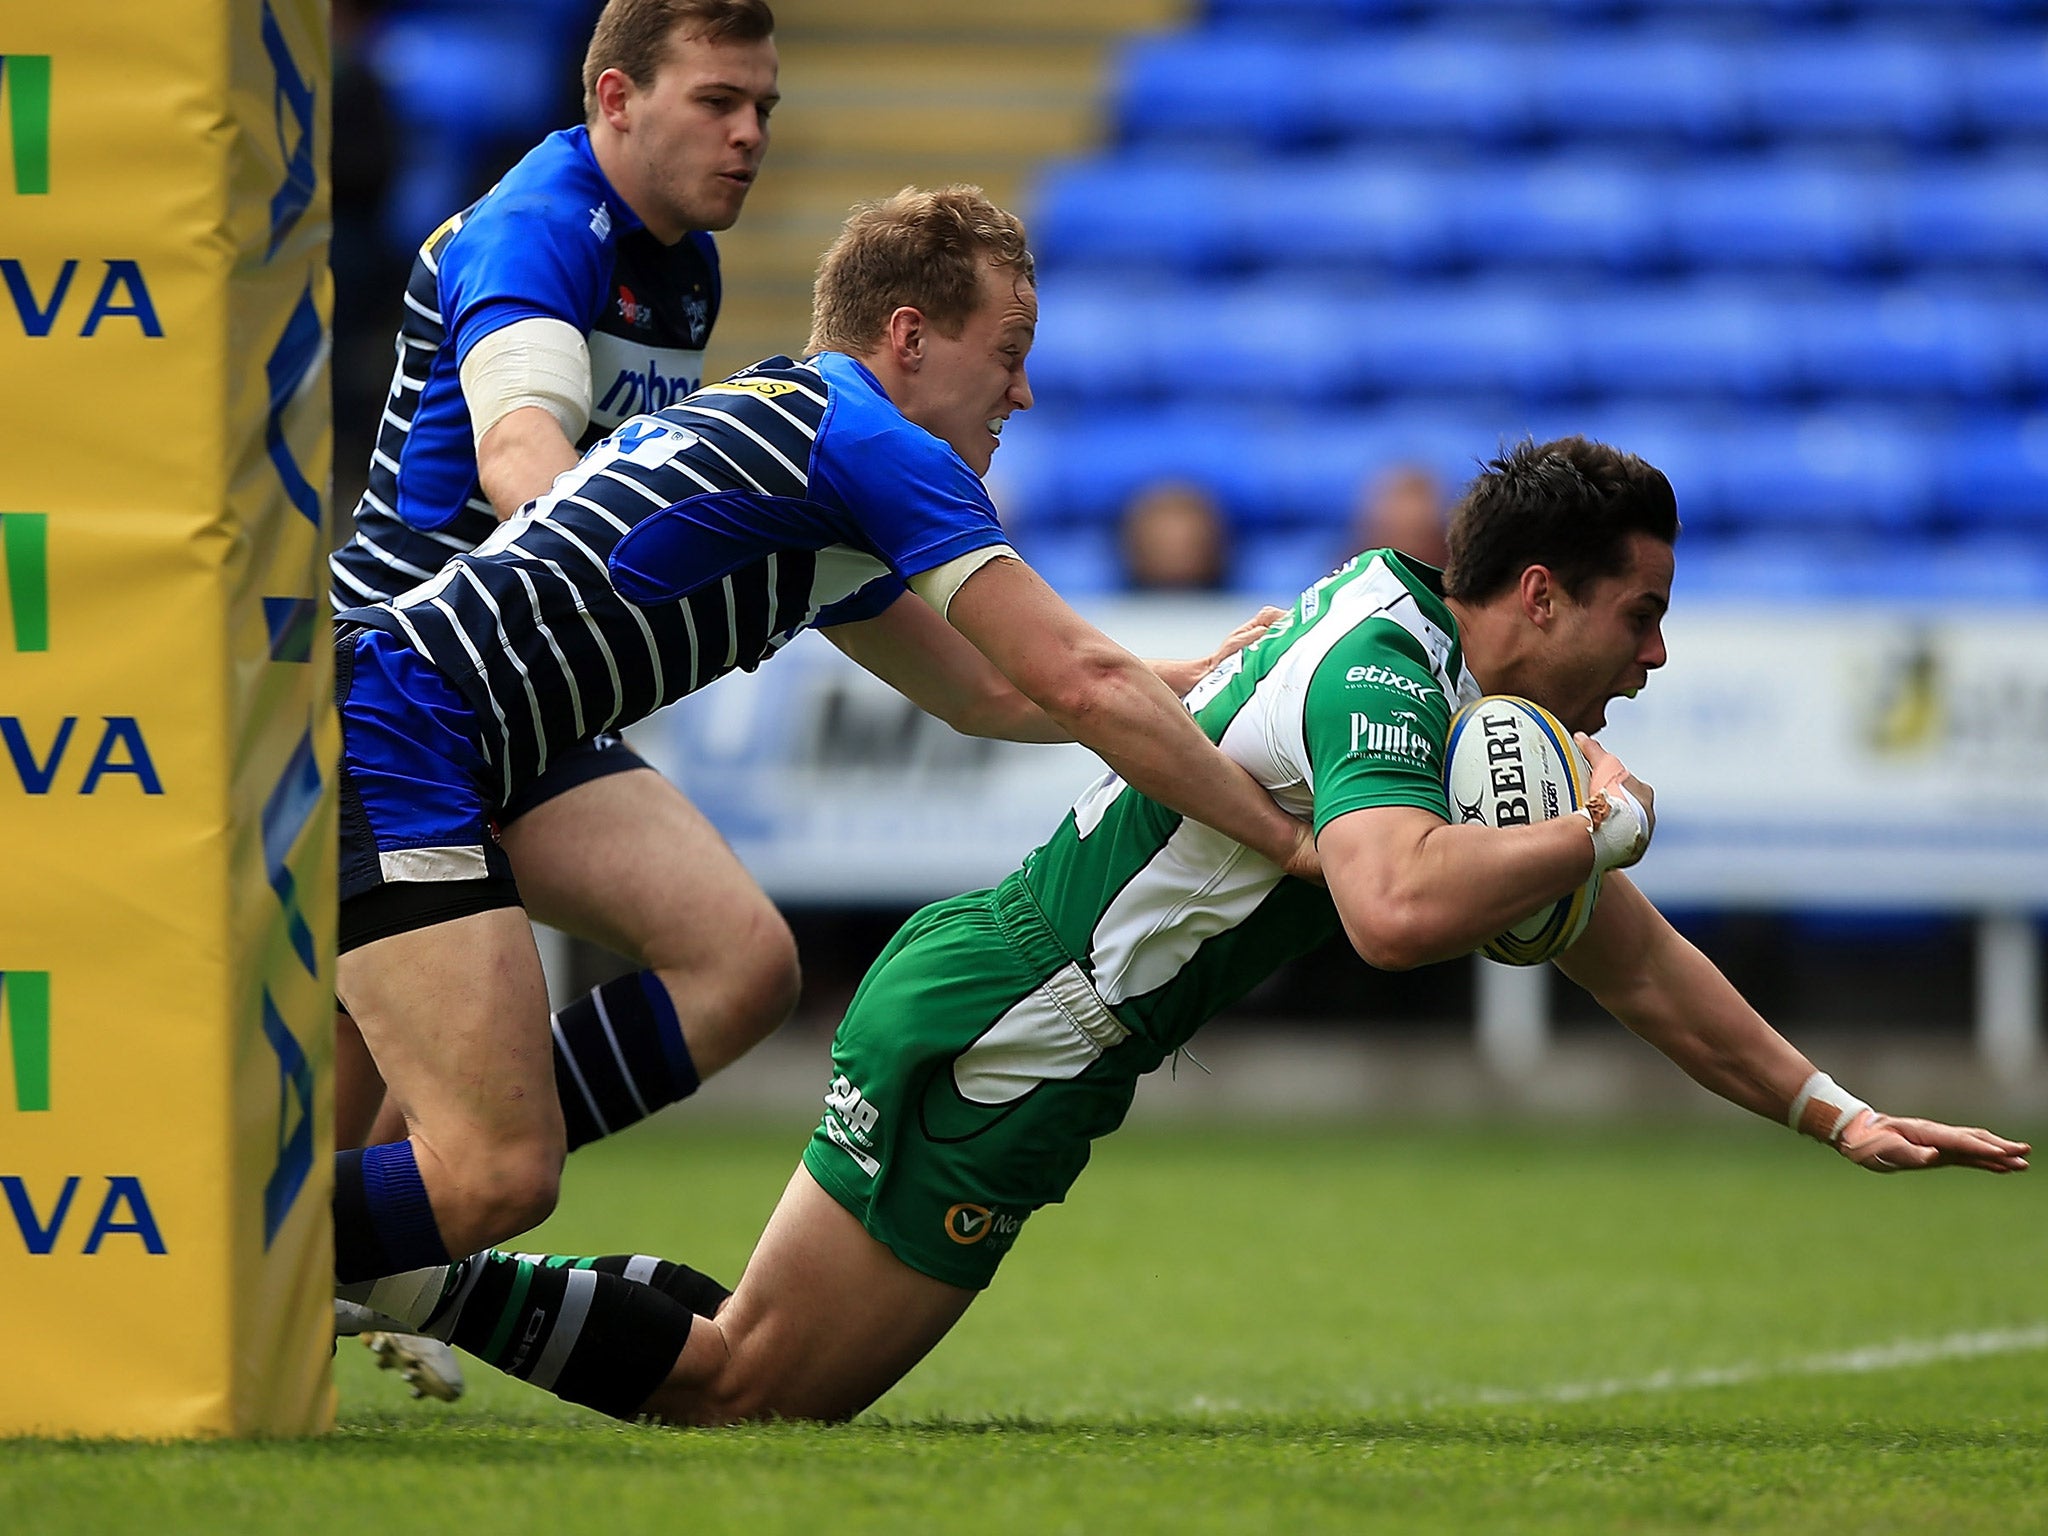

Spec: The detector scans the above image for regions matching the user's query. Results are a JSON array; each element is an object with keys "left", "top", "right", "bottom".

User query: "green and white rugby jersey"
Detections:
[{"left": 1019, "top": 548, "right": 1479, "bottom": 1056}]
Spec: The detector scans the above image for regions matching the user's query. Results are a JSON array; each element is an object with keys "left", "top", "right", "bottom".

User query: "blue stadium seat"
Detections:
[
  {"left": 1336, "top": 284, "right": 1577, "bottom": 398},
  {"left": 1673, "top": 533, "right": 1893, "bottom": 599},
  {"left": 369, "top": 6, "right": 576, "bottom": 246},
  {"left": 1266, "top": 407, "right": 1513, "bottom": 522},
  {"left": 1200, "top": 0, "right": 1412, "bottom": 22},
  {"left": 1936, "top": 415, "right": 2048, "bottom": 525},
  {"left": 1958, "top": 40, "right": 2048, "bottom": 136},
  {"left": 1182, "top": 285, "right": 1367, "bottom": 400},
  {"left": 1895, "top": 159, "right": 2048, "bottom": 268},
  {"left": 1786, "top": 286, "right": 2025, "bottom": 400},
  {"left": 1310, "top": 34, "right": 1537, "bottom": 145},
  {"left": 1031, "top": 158, "right": 1241, "bottom": 273},
  {"left": 1458, "top": 159, "right": 1665, "bottom": 271},
  {"left": 992, "top": 406, "right": 1303, "bottom": 529},
  {"left": 1265, "top": 161, "right": 1468, "bottom": 273},
  {"left": 1023, "top": 278, "right": 1172, "bottom": 401},
  {"left": 1114, "top": 33, "right": 1312, "bottom": 149},
  {"left": 1010, "top": 522, "right": 1122, "bottom": 596},
  {"left": 1920, "top": 534, "right": 2048, "bottom": 599},
  {"left": 1522, "top": 404, "right": 1732, "bottom": 533},
  {"left": 1236, "top": 528, "right": 1347, "bottom": 598},
  {"left": 1714, "top": 410, "right": 1936, "bottom": 531},
  {"left": 1526, "top": 36, "right": 1748, "bottom": 147},
  {"left": 1568, "top": 285, "right": 1793, "bottom": 400},
  {"left": 1664, "top": 158, "right": 1891, "bottom": 272},
  {"left": 1741, "top": 34, "right": 1962, "bottom": 146}
]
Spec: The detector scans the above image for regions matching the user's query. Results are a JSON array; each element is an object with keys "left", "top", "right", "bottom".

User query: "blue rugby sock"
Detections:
[
  {"left": 552, "top": 971, "right": 699, "bottom": 1150},
  {"left": 332, "top": 1141, "right": 452, "bottom": 1284}
]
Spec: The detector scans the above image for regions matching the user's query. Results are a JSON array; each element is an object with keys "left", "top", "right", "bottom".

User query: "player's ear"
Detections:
[
  {"left": 1520, "top": 564, "right": 1557, "bottom": 627},
  {"left": 593, "top": 67, "right": 635, "bottom": 130},
  {"left": 886, "top": 306, "right": 927, "bottom": 370}
]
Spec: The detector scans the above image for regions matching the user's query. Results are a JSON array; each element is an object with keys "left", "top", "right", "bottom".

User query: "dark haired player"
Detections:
[{"left": 343, "top": 437, "right": 2027, "bottom": 1423}]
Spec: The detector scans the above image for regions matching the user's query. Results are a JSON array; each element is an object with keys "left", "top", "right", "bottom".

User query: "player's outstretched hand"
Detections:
[{"left": 1836, "top": 1108, "right": 2031, "bottom": 1174}]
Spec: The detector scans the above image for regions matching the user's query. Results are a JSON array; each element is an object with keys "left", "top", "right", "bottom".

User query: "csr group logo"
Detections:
[{"left": 1, "top": 54, "right": 50, "bottom": 195}]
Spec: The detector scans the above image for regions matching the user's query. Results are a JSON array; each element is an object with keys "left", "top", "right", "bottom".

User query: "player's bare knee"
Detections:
[
  {"left": 692, "top": 1358, "right": 848, "bottom": 1427},
  {"left": 453, "top": 1136, "right": 564, "bottom": 1242},
  {"left": 737, "top": 911, "right": 801, "bottom": 1038}
]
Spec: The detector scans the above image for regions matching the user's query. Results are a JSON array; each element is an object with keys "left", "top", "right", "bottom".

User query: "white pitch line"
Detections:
[{"left": 1436, "top": 1324, "right": 2048, "bottom": 1410}]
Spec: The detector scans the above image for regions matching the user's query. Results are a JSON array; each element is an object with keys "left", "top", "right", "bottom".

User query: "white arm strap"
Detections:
[
  {"left": 459, "top": 316, "right": 592, "bottom": 445},
  {"left": 909, "top": 545, "right": 1018, "bottom": 620}
]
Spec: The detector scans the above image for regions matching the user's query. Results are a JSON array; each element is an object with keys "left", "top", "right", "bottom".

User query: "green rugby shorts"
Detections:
[{"left": 801, "top": 875, "right": 1149, "bottom": 1290}]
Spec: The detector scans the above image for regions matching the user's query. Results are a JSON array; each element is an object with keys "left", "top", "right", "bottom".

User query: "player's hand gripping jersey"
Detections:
[
  {"left": 331, "top": 126, "right": 721, "bottom": 608},
  {"left": 336, "top": 352, "right": 1015, "bottom": 802},
  {"left": 805, "top": 549, "right": 1481, "bottom": 1288}
]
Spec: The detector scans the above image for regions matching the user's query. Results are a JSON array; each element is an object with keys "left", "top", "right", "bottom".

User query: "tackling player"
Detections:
[
  {"left": 326, "top": 0, "right": 786, "bottom": 1399},
  {"left": 327, "top": 185, "right": 1323, "bottom": 1418},
  {"left": 339, "top": 436, "right": 2028, "bottom": 1423}
]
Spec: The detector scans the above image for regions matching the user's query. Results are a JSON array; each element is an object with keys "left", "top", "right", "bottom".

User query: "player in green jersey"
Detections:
[{"left": 340, "top": 435, "right": 2029, "bottom": 1423}]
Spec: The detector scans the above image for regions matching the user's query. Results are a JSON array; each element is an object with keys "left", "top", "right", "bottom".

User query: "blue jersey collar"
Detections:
[{"left": 564, "top": 125, "right": 646, "bottom": 238}]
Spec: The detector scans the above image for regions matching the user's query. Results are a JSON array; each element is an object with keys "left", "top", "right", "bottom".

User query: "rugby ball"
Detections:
[{"left": 1443, "top": 695, "right": 1601, "bottom": 967}]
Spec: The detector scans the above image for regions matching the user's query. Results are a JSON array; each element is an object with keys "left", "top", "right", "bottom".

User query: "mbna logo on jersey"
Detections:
[{"left": 1, "top": 55, "right": 50, "bottom": 195}]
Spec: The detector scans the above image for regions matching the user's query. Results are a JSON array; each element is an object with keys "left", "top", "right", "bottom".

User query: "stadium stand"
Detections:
[{"left": 1008, "top": 2, "right": 2048, "bottom": 596}]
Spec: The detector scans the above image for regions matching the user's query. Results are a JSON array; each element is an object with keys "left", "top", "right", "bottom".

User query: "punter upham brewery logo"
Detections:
[
  {"left": 1349, "top": 710, "right": 1435, "bottom": 765},
  {"left": 617, "top": 284, "right": 651, "bottom": 329}
]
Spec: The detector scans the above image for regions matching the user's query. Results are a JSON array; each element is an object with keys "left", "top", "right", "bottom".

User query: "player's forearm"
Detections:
[
  {"left": 1584, "top": 925, "right": 1815, "bottom": 1124},
  {"left": 476, "top": 407, "right": 582, "bottom": 520},
  {"left": 1330, "top": 816, "right": 1599, "bottom": 971},
  {"left": 1047, "top": 655, "right": 1302, "bottom": 867}
]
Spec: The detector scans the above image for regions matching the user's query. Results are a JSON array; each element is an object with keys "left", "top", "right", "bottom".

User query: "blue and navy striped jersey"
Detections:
[
  {"left": 340, "top": 352, "right": 1014, "bottom": 800},
  {"left": 330, "top": 126, "right": 720, "bottom": 609}
]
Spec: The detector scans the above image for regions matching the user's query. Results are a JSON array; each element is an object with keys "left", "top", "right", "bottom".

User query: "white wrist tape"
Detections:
[
  {"left": 1578, "top": 781, "right": 1650, "bottom": 872},
  {"left": 1786, "top": 1070, "right": 1872, "bottom": 1143},
  {"left": 460, "top": 316, "right": 592, "bottom": 444}
]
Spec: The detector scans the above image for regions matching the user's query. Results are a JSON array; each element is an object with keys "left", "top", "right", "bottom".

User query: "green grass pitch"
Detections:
[{"left": 8, "top": 1119, "right": 2045, "bottom": 1534}]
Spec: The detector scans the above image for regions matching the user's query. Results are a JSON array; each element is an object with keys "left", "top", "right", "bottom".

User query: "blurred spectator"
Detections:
[
  {"left": 1350, "top": 463, "right": 1448, "bottom": 567},
  {"left": 1119, "top": 479, "right": 1230, "bottom": 591}
]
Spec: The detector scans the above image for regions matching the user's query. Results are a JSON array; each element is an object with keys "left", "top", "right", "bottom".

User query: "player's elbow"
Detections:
[
  {"left": 1025, "top": 642, "right": 1142, "bottom": 730},
  {"left": 1341, "top": 910, "right": 1434, "bottom": 972},
  {"left": 1335, "top": 883, "right": 1446, "bottom": 973}
]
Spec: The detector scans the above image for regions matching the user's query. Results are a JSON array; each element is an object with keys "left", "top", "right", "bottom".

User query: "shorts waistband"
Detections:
[
  {"left": 988, "top": 873, "right": 1073, "bottom": 974},
  {"left": 987, "top": 874, "right": 1130, "bottom": 1051}
]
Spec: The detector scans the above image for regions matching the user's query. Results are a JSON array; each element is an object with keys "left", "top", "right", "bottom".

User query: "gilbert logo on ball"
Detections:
[{"left": 1444, "top": 696, "right": 1602, "bottom": 966}]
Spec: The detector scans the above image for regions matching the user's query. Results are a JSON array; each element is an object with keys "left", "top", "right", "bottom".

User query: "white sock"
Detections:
[{"left": 336, "top": 1263, "right": 460, "bottom": 1335}]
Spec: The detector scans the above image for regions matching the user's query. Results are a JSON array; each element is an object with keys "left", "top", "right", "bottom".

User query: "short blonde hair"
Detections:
[{"left": 807, "top": 186, "right": 1035, "bottom": 355}]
